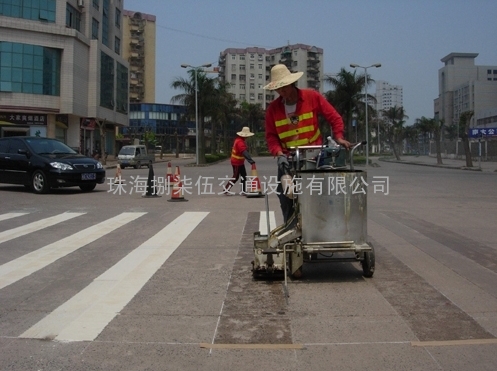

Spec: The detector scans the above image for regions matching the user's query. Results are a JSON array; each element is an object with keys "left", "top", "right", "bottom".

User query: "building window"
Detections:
[
  {"left": 100, "top": 52, "right": 114, "bottom": 109},
  {"left": 240, "top": 94, "right": 246, "bottom": 101},
  {"left": 250, "top": 83, "right": 255, "bottom": 89},
  {"left": 239, "top": 75, "right": 246, "bottom": 81},
  {"left": 102, "top": 0, "right": 110, "bottom": 47},
  {"left": 231, "top": 55, "right": 236, "bottom": 60},
  {"left": 239, "top": 65, "right": 245, "bottom": 71},
  {"left": 0, "top": 42, "right": 60, "bottom": 96},
  {"left": 93, "top": 0, "right": 100, "bottom": 10},
  {"left": 0, "top": 0, "right": 56, "bottom": 23},
  {"left": 231, "top": 74, "right": 236, "bottom": 80},
  {"left": 240, "top": 84, "right": 245, "bottom": 90},
  {"left": 116, "top": 62, "right": 128, "bottom": 113},
  {"left": 240, "top": 55, "right": 245, "bottom": 60},
  {"left": 92, "top": 18, "right": 99, "bottom": 39},
  {"left": 249, "top": 64, "right": 254, "bottom": 69},
  {"left": 115, "top": 8, "right": 121, "bottom": 28},
  {"left": 258, "top": 93, "right": 263, "bottom": 100},
  {"left": 66, "top": 4, "right": 81, "bottom": 31},
  {"left": 231, "top": 64, "right": 236, "bottom": 71},
  {"left": 114, "top": 37, "right": 121, "bottom": 54}
]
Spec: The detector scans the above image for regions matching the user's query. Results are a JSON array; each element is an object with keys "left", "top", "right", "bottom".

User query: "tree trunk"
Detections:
[
  {"left": 463, "top": 138, "right": 473, "bottom": 167},
  {"left": 435, "top": 139, "right": 443, "bottom": 165},
  {"left": 98, "top": 120, "right": 107, "bottom": 165}
]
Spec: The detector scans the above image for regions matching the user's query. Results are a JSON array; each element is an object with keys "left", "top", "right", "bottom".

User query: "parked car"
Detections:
[
  {"left": 0, "top": 136, "right": 106, "bottom": 194},
  {"left": 117, "top": 144, "right": 155, "bottom": 169}
]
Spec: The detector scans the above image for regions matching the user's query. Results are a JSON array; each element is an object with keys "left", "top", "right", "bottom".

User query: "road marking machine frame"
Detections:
[{"left": 252, "top": 142, "right": 375, "bottom": 290}]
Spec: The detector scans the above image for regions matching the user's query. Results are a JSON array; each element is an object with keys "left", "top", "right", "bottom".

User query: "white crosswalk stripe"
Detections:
[
  {"left": 0, "top": 212, "right": 29, "bottom": 222},
  {"left": 259, "top": 211, "right": 277, "bottom": 235},
  {"left": 19, "top": 211, "right": 209, "bottom": 342},
  {"left": 0, "top": 212, "right": 146, "bottom": 290},
  {"left": 0, "top": 212, "right": 84, "bottom": 244}
]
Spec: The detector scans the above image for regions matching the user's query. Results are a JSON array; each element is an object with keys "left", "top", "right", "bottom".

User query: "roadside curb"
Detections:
[{"left": 379, "top": 158, "right": 485, "bottom": 171}]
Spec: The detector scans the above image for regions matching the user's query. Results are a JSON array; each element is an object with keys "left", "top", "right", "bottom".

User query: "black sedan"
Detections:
[{"left": 0, "top": 136, "right": 106, "bottom": 194}]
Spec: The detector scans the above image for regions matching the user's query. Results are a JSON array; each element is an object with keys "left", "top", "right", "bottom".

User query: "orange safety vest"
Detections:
[
  {"left": 230, "top": 137, "right": 247, "bottom": 165},
  {"left": 274, "top": 111, "right": 321, "bottom": 149},
  {"left": 265, "top": 89, "right": 344, "bottom": 156}
]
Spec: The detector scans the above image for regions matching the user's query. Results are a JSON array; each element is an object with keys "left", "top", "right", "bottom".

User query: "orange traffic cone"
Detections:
[
  {"left": 246, "top": 163, "right": 263, "bottom": 198},
  {"left": 166, "top": 161, "right": 173, "bottom": 186},
  {"left": 113, "top": 164, "right": 123, "bottom": 184},
  {"left": 167, "top": 166, "right": 188, "bottom": 202}
]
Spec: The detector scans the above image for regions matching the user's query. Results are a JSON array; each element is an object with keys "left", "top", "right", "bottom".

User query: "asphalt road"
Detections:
[{"left": 0, "top": 157, "right": 496, "bottom": 370}]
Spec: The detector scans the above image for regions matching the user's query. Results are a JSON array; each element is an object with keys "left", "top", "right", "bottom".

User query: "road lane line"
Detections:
[
  {"left": 259, "top": 211, "right": 276, "bottom": 235},
  {"left": 0, "top": 213, "right": 29, "bottom": 222},
  {"left": 0, "top": 212, "right": 146, "bottom": 290},
  {"left": 20, "top": 211, "right": 209, "bottom": 342},
  {"left": 411, "top": 338, "right": 497, "bottom": 347},
  {"left": 0, "top": 212, "right": 84, "bottom": 244}
]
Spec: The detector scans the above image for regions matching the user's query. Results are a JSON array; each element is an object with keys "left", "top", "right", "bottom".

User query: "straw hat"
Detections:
[
  {"left": 237, "top": 127, "right": 254, "bottom": 137},
  {"left": 263, "top": 64, "right": 303, "bottom": 90}
]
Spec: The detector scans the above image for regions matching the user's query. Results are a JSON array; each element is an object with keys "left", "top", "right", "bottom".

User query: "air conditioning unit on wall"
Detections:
[{"left": 77, "top": 0, "right": 85, "bottom": 8}]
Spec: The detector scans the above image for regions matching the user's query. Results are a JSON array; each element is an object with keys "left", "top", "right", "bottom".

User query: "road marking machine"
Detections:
[{"left": 252, "top": 141, "right": 375, "bottom": 291}]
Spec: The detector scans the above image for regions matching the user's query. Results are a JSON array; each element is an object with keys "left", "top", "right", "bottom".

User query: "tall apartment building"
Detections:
[
  {"left": 374, "top": 80, "right": 403, "bottom": 113},
  {"left": 122, "top": 10, "right": 156, "bottom": 103},
  {"left": 0, "top": 0, "right": 129, "bottom": 156},
  {"left": 218, "top": 44, "right": 324, "bottom": 108},
  {"left": 434, "top": 52, "right": 497, "bottom": 132}
]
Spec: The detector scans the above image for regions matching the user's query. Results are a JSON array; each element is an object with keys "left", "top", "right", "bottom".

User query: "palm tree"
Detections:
[
  {"left": 382, "top": 106, "right": 408, "bottom": 160},
  {"left": 324, "top": 68, "right": 375, "bottom": 141},
  {"left": 170, "top": 69, "right": 216, "bottom": 164},
  {"left": 208, "top": 80, "right": 237, "bottom": 155},
  {"left": 459, "top": 110, "right": 474, "bottom": 167},
  {"left": 415, "top": 116, "right": 443, "bottom": 164}
]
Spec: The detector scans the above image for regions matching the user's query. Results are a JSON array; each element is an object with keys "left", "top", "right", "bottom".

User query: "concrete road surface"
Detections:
[{"left": 0, "top": 156, "right": 496, "bottom": 370}]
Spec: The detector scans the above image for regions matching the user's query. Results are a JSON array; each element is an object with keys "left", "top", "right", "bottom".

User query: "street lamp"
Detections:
[
  {"left": 181, "top": 63, "right": 212, "bottom": 166},
  {"left": 350, "top": 63, "right": 381, "bottom": 168}
]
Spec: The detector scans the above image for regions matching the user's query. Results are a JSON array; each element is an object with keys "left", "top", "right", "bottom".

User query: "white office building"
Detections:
[
  {"left": 218, "top": 44, "right": 324, "bottom": 108},
  {"left": 375, "top": 80, "right": 403, "bottom": 113}
]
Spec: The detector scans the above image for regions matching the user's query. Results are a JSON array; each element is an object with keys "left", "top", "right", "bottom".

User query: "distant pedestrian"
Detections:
[{"left": 223, "top": 127, "right": 255, "bottom": 195}]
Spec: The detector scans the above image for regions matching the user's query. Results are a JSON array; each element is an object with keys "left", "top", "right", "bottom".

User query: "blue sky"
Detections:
[{"left": 124, "top": 0, "right": 497, "bottom": 126}]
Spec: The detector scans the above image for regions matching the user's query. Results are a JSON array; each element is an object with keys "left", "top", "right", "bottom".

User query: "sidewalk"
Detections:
[{"left": 379, "top": 155, "right": 497, "bottom": 172}]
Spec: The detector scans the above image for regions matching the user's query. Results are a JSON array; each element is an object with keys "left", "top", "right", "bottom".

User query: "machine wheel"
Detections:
[
  {"left": 361, "top": 248, "right": 375, "bottom": 278},
  {"left": 292, "top": 267, "right": 303, "bottom": 279},
  {"left": 31, "top": 170, "right": 50, "bottom": 194}
]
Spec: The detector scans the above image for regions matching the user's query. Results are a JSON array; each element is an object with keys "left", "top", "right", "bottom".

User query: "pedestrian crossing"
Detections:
[{"left": 0, "top": 210, "right": 277, "bottom": 342}]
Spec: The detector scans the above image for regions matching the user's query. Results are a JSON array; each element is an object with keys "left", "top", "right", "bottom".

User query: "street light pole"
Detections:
[
  {"left": 350, "top": 63, "right": 381, "bottom": 168},
  {"left": 181, "top": 63, "right": 212, "bottom": 166}
]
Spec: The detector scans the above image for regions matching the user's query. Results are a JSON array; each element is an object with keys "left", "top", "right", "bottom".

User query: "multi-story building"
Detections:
[
  {"left": 122, "top": 10, "right": 156, "bottom": 103},
  {"left": 218, "top": 44, "right": 324, "bottom": 108},
  {"left": 375, "top": 80, "right": 403, "bottom": 113},
  {"left": 434, "top": 52, "right": 497, "bottom": 132},
  {"left": 125, "top": 103, "right": 194, "bottom": 152},
  {"left": 0, "top": 0, "right": 129, "bottom": 157}
]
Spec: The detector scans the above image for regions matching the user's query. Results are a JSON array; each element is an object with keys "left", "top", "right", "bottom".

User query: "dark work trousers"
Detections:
[
  {"left": 277, "top": 165, "right": 295, "bottom": 223},
  {"left": 226, "top": 164, "right": 247, "bottom": 193}
]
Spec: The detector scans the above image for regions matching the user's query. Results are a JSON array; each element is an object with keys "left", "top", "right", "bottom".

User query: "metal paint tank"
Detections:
[{"left": 297, "top": 170, "right": 367, "bottom": 245}]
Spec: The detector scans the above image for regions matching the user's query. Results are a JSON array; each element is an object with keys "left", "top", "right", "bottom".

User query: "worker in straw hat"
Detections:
[
  {"left": 264, "top": 64, "right": 352, "bottom": 222},
  {"left": 223, "top": 126, "right": 256, "bottom": 195}
]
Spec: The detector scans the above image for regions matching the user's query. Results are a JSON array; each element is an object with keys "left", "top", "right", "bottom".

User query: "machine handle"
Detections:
[{"left": 349, "top": 141, "right": 367, "bottom": 171}]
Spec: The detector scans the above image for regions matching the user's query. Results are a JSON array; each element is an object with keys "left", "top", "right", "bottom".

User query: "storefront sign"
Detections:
[
  {"left": 469, "top": 128, "right": 497, "bottom": 138},
  {"left": 0, "top": 112, "right": 47, "bottom": 126}
]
